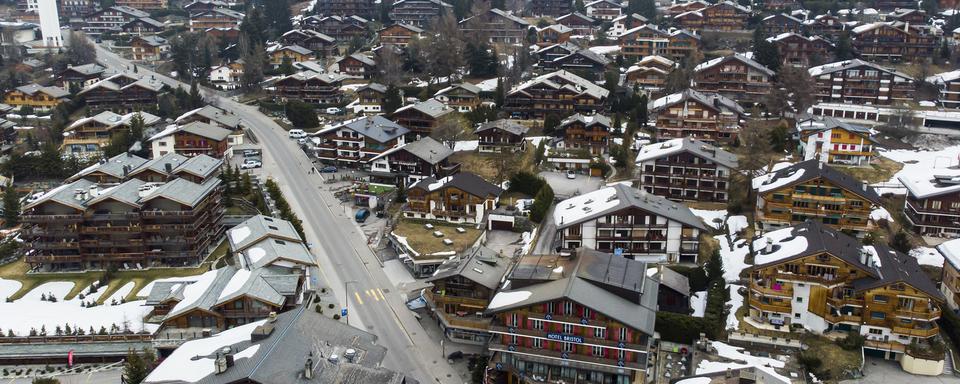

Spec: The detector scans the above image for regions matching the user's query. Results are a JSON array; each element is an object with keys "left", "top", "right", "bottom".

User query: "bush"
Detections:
[
  {"left": 799, "top": 351, "right": 823, "bottom": 372},
  {"left": 508, "top": 171, "right": 545, "bottom": 196},
  {"left": 837, "top": 333, "right": 864, "bottom": 351},
  {"left": 328, "top": 303, "right": 335, "bottom": 309},
  {"left": 939, "top": 309, "right": 960, "bottom": 353},
  {"left": 529, "top": 183, "right": 555, "bottom": 223},
  {"left": 333, "top": 314, "right": 341, "bottom": 320},
  {"left": 315, "top": 304, "right": 322, "bottom": 313},
  {"left": 286, "top": 101, "right": 319, "bottom": 128},
  {"left": 655, "top": 312, "right": 717, "bottom": 343}
]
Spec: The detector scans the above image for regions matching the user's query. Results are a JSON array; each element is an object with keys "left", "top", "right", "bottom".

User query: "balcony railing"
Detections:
[
  {"left": 22, "top": 214, "right": 83, "bottom": 223},
  {"left": 892, "top": 326, "right": 939, "bottom": 338}
]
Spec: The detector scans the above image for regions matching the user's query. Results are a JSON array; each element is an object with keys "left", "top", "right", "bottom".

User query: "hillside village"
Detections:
[{"left": 3, "top": 0, "right": 960, "bottom": 383}]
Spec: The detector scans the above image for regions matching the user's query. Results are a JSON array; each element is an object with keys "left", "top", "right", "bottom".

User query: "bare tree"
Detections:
[
  {"left": 430, "top": 113, "right": 470, "bottom": 146},
  {"left": 376, "top": 45, "right": 404, "bottom": 87},
  {"left": 422, "top": 13, "right": 465, "bottom": 85}
]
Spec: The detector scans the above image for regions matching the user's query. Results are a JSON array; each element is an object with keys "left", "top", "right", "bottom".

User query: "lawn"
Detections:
[
  {"left": 832, "top": 157, "right": 903, "bottom": 184},
  {"left": 802, "top": 334, "right": 862, "bottom": 382},
  {"left": 393, "top": 219, "right": 483, "bottom": 258},
  {"left": 450, "top": 145, "right": 536, "bottom": 182}
]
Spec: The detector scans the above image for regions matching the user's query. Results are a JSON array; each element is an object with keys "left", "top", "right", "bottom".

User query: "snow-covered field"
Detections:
[
  {"left": 691, "top": 209, "right": 727, "bottom": 230},
  {"left": 718, "top": 237, "right": 750, "bottom": 283},
  {"left": 453, "top": 140, "right": 479, "bottom": 152},
  {"left": 0, "top": 280, "right": 159, "bottom": 336},
  {"left": 726, "top": 285, "right": 743, "bottom": 331},
  {"left": 909, "top": 247, "right": 945, "bottom": 267},
  {"left": 876, "top": 145, "right": 960, "bottom": 194},
  {"left": 0, "top": 277, "right": 21, "bottom": 300},
  {"left": 697, "top": 341, "right": 790, "bottom": 383},
  {"left": 690, "top": 291, "right": 707, "bottom": 317}
]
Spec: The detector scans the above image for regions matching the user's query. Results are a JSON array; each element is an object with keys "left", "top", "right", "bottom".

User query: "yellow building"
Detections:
[
  {"left": 752, "top": 159, "right": 881, "bottom": 235},
  {"left": 748, "top": 221, "right": 944, "bottom": 356},
  {"left": 797, "top": 117, "right": 880, "bottom": 166},
  {"left": 269, "top": 45, "right": 314, "bottom": 67},
  {"left": 4, "top": 83, "right": 69, "bottom": 110}
]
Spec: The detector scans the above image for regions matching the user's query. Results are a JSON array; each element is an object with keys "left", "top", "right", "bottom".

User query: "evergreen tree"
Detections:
[
  {"left": 286, "top": 101, "right": 319, "bottom": 128},
  {"left": 32, "top": 378, "right": 60, "bottom": 384},
  {"left": 626, "top": 0, "right": 657, "bottom": 20},
  {"left": 264, "top": 0, "right": 293, "bottom": 39},
  {"left": 834, "top": 32, "right": 854, "bottom": 60},
  {"left": 383, "top": 85, "right": 403, "bottom": 114},
  {"left": 2, "top": 181, "right": 19, "bottom": 228},
  {"left": 574, "top": 0, "right": 585, "bottom": 12},
  {"left": 129, "top": 113, "right": 145, "bottom": 144},
  {"left": 633, "top": 94, "right": 648, "bottom": 126},
  {"left": 751, "top": 29, "right": 781, "bottom": 72},
  {"left": 122, "top": 348, "right": 155, "bottom": 384},
  {"left": 278, "top": 56, "right": 295, "bottom": 75},
  {"left": 188, "top": 81, "right": 204, "bottom": 109},
  {"left": 494, "top": 77, "right": 505, "bottom": 108},
  {"left": 240, "top": 5, "right": 268, "bottom": 45},
  {"left": 543, "top": 113, "right": 561, "bottom": 136},
  {"left": 705, "top": 249, "right": 724, "bottom": 283}
]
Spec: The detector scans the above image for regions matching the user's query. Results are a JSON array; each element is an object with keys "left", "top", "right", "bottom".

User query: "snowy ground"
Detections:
[
  {"left": 717, "top": 237, "right": 750, "bottom": 283},
  {"left": 690, "top": 291, "right": 707, "bottom": 317},
  {"left": 453, "top": 140, "right": 479, "bottom": 152},
  {"left": 726, "top": 285, "right": 744, "bottom": 331},
  {"left": 0, "top": 280, "right": 158, "bottom": 336},
  {"left": 0, "top": 277, "right": 22, "bottom": 300},
  {"left": 697, "top": 341, "right": 791, "bottom": 383},
  {"left": 691, "top": 209, "right": 727, "bottom": 230},
  {"left": 909, "top": 247, "right": 945, "bottom": 267},
  {"left": 726, "top": 216, "right": 748, "bottom": 236},
  {"left": 587, "top": 45, "right": 620, "bottom": 55}
]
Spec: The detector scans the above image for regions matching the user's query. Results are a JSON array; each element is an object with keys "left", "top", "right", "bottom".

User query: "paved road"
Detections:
[{"left": 91, "top": 43, "right": 462, "bottom": 384}]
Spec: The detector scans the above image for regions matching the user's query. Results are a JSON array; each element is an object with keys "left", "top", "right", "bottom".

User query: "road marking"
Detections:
[
  {"left": 353, "top": 291, "right": 364, "bottom": 305},
  {"left": 367, "top": 289, "right": 380, "bottom": 301},
  {"left": 377, "top": 288, "right": 387, "bottom": 301}
]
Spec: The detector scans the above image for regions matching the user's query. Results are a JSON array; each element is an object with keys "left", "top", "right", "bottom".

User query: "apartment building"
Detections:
[
  {"left": 539, "top": 49, "right": 611, "bottom": 81},
  {"left": 189, "top": 8, "right": 244, "bottom": 33},
  {"left": 22, "top": 153, "right": 224, "bottom": 271},
  {"left": 585, "top": 0, "right": 622, "bottom": 21},
  {"left": 503, "top": 70, "right": 609, "bottom": 119},
  {"left": 59, "top": 0, "right": 96, "bottom": 20},
  {"left": 927, "top": 69, "right": 960, "bottom": 109},
  {"left": 556, "top": 113, "right": 611, "bottom": 155},
  {"left": 554, "top": 183, "right": 706, "bottom": 263},
  {"left": 851, "top": 21, "right": 937, "bottom": 63},
  {"left": 485, "top": 248, "right": 657, "bottom": 384},
  {"left": 767, "top": 33, "right": 834, "bottom": 68},
  {"left": 336, "top": 53, "right": 376, "bottom": 78},
  {"left": 313, "top": 0, "right": 376, "bottom": 19},
  {"left": 131, "top": 35, "right": 169, "bottom": 61},
  {"left": 82, "top": 6, "right": 150, "bottom": 35},
  {"left": 61, "top": 111, "right": 161, "bottom": 158},
  {"left": 458, "top": 8, "right": 530, "bottom": 45},
  {"left": 556, "top": 12, "right": 597, "bottom": 36},
  {"left": 797, "top": 117, "right": 878, "bottom": 166},
  {"left": 58, "top": 63, "right": 106, "bottom": 90},
  {"left": 803, "top": 14, "right": 846, "bottom": 39},
  {"left": 175, "top": 105, "right": 243, "bottom": 131},
  {"left": 752, "top": 160, "right": 882, "bottom": 234},
  {"left": 403, "top": 172, "right": 502, "bottom": 224},
  {"left": 625, "top": 55, "right": 675, "bottom": 91},
  {"left": 936, "top": 239, "right": 960, "bottom": 313},
  {"left": 692, "top": 54, "right": 775, "bottom": 104},
  {"left": 115, "top": 0, "right": 165, "bottom": 10},
  {"left": 300, "top": 15, "right": 368, "bottom": 41},
  {"left": 274, "top": 70, "right": 347, "bottom": 106},
  {"left": 144, "top": 215, "right": 313, "bottom": 333},
  {"left": 367, "top": 136, "right": 460, "bottom": 187},
  {"left": 389, "top": 0, "right": 452, "bottom": 28},
  {"left": 664, "top": 0, "right": 709, "bottom": 17},
  {"left": 808, "top": 59, "right": 914, "bottom": 105},
  {"left": 424, "top": 246, "right": 509, "bottom": 344},
  {"left": 120, "top": 17, "right": 165, "bottom": 36},
  {"left": 536, "top": 24, "right": 573, "bottom": 47},
  {"left": 391, "top": 98, "right": 454, "bottom": 139},
  {"left": 378, "top": 23, "right": 423, "bottom": 47},
  {"left": 635, "top": 137, "right": 738, "bottom": 203},
  {"left": 356, "top": 83, "right": 388, "bottom": 114},
  {"left": 674, "top": 1, "right": 751, "bottom": 32},
  {"left": 618, "top": 24, "right": 700, "bottom": 62},
  {"left": 78, "top": 73, "right": 166, "bottom": 112},
  {"left": 434, "top": 83, "right": 482, "bottom": 112},
  {"left": 474, "top": 119, "right": 529, "bottom": 153},
  {"left": 268, "top": 45, "right": 315, "bottom": 67},
  {"left": 898, "top": 167, "right": 960, "bottom": 237},
  {"left": 760, "top": 13, "right": 803, "bottom": 35},
  {"left": 279, "top": 29, "right": 337, "bottom": 56},
  {"left": 312, "top": 115, "right": 409, "bottom": 164},
  {"left": 3, "top": 83, "right": 68, "bottom": 111},
  {"left": 148, "top": 121, "right": 234, "bottom": 159},
  {"left": 747, "top": 221, "right": 944, "bottom": 353},
  {"left": 648, "top": 89, "right": 744, "bottom": 145},
  {"left": 530, "top": 0, "right": 571, "bottom": 17}
]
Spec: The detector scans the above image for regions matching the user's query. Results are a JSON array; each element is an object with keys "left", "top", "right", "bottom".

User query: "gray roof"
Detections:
[
  {"left": 487, "top": 248, "right": 658, "bottom": 336},
  {"left": 208, "top": 7, "right": 244, "bottom": 19},
  {"left": 634, "top": 137, "right": 739, "bottom": 169},
  {"left": 86, "top": 178, "right": 148, "bottom": 207},
  {"left": 15, "top": 83, "right": 69, "bottom": 98},
  {"left": 77, "top": 74, "right": 166, "bottom": 95},
  {"left": 342, "top": 53, "right": 376, "bottom": 67},
  {"left": 213, "top": 267, "right": 292, "bottom": 308},
  {"left": 241, "top": 237, "right": 316, "bottom": 270},
  {"left": 357, "top": 82, "right": 388, "bottom": 93},
  {"left": 228, "top": 215, "right": 303, "bottom": 253},
  {"left": 649, "top": 88, "right": 744, "bottom": 115},
  {"left": 130, "top": 152, "right": 191, "bottom": 177},
  {"left": 144, "top": 281, "right": 185, "bottom": 305},
  {"left": 852, "top": 243, "right": 944, "bottom": 301},
  {"left": 393, "top": 98, "right": 453, "bottom": 118},
  {"left": 559, "top": 113, "right": 612, "bottom": 129},
  {"left": 316, "top": 115, "right": 409, "bottom": 143},
  {"left": 657, "top": 267, "right": 690, "bottom": 297},
  {"left": 474, "top": 119, "right": 529, "bottom": 136},
  {"left": 694, "top": 54, "right": 775, "bottom": 77},
  {"left": 175, "top": 155, "right": 222, "bottom": 179},
  {"left": 178, "top": 121, "right": 233, "bottom": 141},
  {"left": 109, "top": 5, "right": 149, "bottom": 17},
  {"left": 145, "top": 300, "right": 406, "bottom": 384},
  {"left": 409, "top": 172, "right": 503, "bottom": 198},
  {"left": 66, "top": 111, "right": 161, "bottom": 132},
  {"left": 490, "top": 8, "right": 529, "bottom": 25},
  {"left": 24, "top": 179, "right": 98, "bottom": 211},
  {"left": 279, "top": 44, "right": 313, "bottom": 56},
  {"left": 435, "top": 82, "right": 481, "bottom": 96},
  {"left": 510, "top": 70, "right": 609, "bottom": 100},
  {"left": 176, "top": 105, "right": 242, "bottom": 129},
  {"left": 427, "top": 245, "right": 511, "bottom": 290},
  {"left": 134, "top": 34, "right": 168, "bottom": 46},
  {"left": 808, "top": 59, "right": 913, "bottom": 80},
  {"left": 68, "top": 152, "right": 150, "bottom": 182},
  {"left": 557, "top": 12, "right": 595, "bottom": 24},
  {"left": 162, "top": 267, "right": 238, "bottom": 319},
  {"left": 141, "top": 177, "right": 221, "bottom": 207},
  {"left": 62, "top": 63, "right": 106, "bottom": 76},
  {"left": 797, "top": 116, "right": 873, "bottom": 136},
  {"left": 399, "top": 136, "right": 453, "bottom": 164},
  {"left": 554, "top": 184, "right": 707, "bottom": 230},
  {"left": 754, "top": 159, "right": 882, "bottom": 204}
]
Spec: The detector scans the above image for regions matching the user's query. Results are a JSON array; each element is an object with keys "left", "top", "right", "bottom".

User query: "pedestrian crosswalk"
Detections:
[{"left": 351, "top": 288, "right": 387, "bottom": 306}]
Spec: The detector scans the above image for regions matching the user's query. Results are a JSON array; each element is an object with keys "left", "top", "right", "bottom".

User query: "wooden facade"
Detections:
[
  {"left": 649, "top": 89, "right": 743, "bottom": 145},
  {"left": 404, "top": 174, "right": 499, "bottom": 224},
  {"left": 769, "top": 33, "right": 833, "bottom": 68},
  {"left": 378, "top": 23, "right": 422, "bottom": 47},
  {"left": 273, "top": 72, "right": 345, "bottom": 106},
  {"left": 809, "top": 59, "right": 914, "bottom": 106},
  {"left": 636, "top": 139, "right": 737, "bottom": 203},
  {"left": 692, "top": 55, "right": 774, "bottom": 104},
  {"left": 618, "top": 25, "right": 700, "bottom": 62},
  {"left": 557, "top": 113, "right": 610, "bottom": 155},
  {"left": 852, "top": 22, "right": 938, "bottom": 63}
]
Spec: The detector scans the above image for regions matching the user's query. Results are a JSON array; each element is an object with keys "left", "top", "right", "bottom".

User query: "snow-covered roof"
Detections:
[
  {"left": 634, "top": 137, "right": 738, "bottom": 169},
  {"left": 694, "top": 54, "right": 774, "bottom": 76},
  {"left": 808, "top": 59, "right": 913, "bottom": 80},
  {"left": 752, "top": 160, "right": 881, "bottom": 204},
  {"left": 898, "top": 165, "right": 960, "bottom": 199},
  {"left": 938, "top": 238, "right": 960, "bottom": 270},
  {"left": 648, "top": 88, "right": 744, "bottom": 115},
  {"left": 554, "top": 184, "right": 706, "bottom": 230},
  {"left": 927, "top": 69, "right": 960, "bottom": 84}
]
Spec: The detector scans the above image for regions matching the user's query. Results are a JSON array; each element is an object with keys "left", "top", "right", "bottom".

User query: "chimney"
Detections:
[
  {"left": 861, "top": 180, "right": 868, "bottom": 191},
  {"left": 123, "top": 165, "right": 130, "bottom": 177},
  {"left": 859, "top": 250, "right": 868, "bottom": 265},
  {"left": 269, "top": 312, "right": 278, "bottom": 322},
  {"left": 304, "top": 352, "right": 314, "bottom": 379},
  {"left": 764, "top": 238, "right": 773, "bottom": 253},
  {"left": 89, "top": 186, "right": 98, "bottom": 197},
  {"left": 164, "top": 162, "right": 173, "bottom": 174},
  {"left": 818, "top": 161, "right": 823, "bottom": 170}
]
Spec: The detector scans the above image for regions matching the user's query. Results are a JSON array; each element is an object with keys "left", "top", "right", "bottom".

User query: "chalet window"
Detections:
[
  {"left": 546, "top": 302, "right": 555, "bottom": 314},
  {"left": 793, "top": 201, "right": 809, "bottom": 208},
  {"left": 594, "top": 327, "right": 605, "bottom": 339},
  {"left": 796, "top": 297, "right": 803, "bottom": 303},
  {"left": 563, "top": 323, "right": 574, "bottom": 334},
  {"left": 952, "top": 202, "right": 960, "bottom": 211},
  {"left": 897, "top": 297, "right": 914, "bottom": 310},
  {"left": 932, "top": 201, "right": 942, "bottom": 210},
  {"left": 849, "top": 201, "right": 863, "bottom": 208},
  {"left": 532, "top": 319, "right": 543, "bottom": 330},
  {"left": 563, "top": 342, "right": 574, "bottom": 352},
  {"left": 784, "top": 264, "right": 800, "bottom": 274},
  {"left": 873, "top": 295, "right": 889, "bottom": 304},
  {"left": 533, "top": 338, "right": 543, "bottom": 349},
  {"left": 870, "top": 312, "right": 885, "bottom": 320},
  {"left": 563, "top": 301, "right": 574, "bottom": 315},
  {"left": 592, "top": 346, "right": 604, "bottom": 357},
  {"left": 869, "top": 328, "right": 882, "bottom": 335},
  {"left": 619, "top": 327, "right": 628, "bottom": 341},
  {"left": 772, "top": 194, "right": 785, "bottom": 201},
  {"left": 583, "top": 308, "right": 591, "bottom": 318},
  {"left": 510, "top": 313, "right": 519, "bottom": 326}
]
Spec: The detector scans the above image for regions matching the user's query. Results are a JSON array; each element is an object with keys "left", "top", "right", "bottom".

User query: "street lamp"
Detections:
[{"left": 344, "top": 280, "right": 358, "bottom": 326}]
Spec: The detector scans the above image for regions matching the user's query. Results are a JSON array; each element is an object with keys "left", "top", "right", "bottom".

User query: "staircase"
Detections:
[{"left": 944, "top": 348, "right": 956, "bottom": 376}]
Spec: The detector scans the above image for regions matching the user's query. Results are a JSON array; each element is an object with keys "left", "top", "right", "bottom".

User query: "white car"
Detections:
[
  {"left": 566, "top": 170, "right": 576, "bottom": 179},
  {"left": 241, "top": 160, "right": 262, "bottom": 169}
]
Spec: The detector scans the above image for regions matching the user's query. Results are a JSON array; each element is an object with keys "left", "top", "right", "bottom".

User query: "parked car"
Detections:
[
  {"left": 297, "top": 138, "right": 307, "bottom": 145},
  {"left": 355, "top": 208, "right": 370, "bottom": 223},
  {"left": 325, "top": 107, "right": 342, "bottom": 115},
  {"left": 242, "top": 149, "right": 260, "bottom": 157},
  {"left": 288, "top": 129, "right": 306, "bottom": 139},
  {"left": 320, "top": 166, "right": 338, "bottom": 173},
  {"left": 566, "top": 169, "right": 576, "bottom": 179},
  {"left": 241, "top": 160, "right": 262, "bottom": 169}
]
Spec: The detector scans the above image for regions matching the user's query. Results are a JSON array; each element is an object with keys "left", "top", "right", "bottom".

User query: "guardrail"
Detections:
[{"left": 728, "top": 331, "right": 803, "bottom": 349}]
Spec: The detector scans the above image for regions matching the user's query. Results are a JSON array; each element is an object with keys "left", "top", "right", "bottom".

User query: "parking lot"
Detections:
[{"left": 538, "top": 170, "right": 604, "bottom": 198}]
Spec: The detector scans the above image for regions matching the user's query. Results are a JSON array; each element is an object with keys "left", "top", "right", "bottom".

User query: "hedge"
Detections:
[
  {"left": 655, "top": 312, "right": 717, "bottom": 344},
  {"left": 939, "top": 309, "right": 960, "bottom": 354},
  {"left": 529, "top": 183, "right": 554, "bottom": 223},
  {"left": 508, "top": 171, "right": 546, "bottom": 196}
]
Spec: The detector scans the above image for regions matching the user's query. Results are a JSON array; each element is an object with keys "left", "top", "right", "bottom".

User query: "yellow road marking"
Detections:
[
  {"left": 354, "top": 291, "right": 364, "bottom": 305},
  {"left": 377, "top": 288, "right": 386, "bottom": 301},
  {"left": 367, "top": 289, "right": 380, "bottom": 301}
]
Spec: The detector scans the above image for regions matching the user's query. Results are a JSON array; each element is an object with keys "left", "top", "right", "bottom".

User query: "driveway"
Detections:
[
  {"left": 538, "top": 171, "right": 603, "bottom": 199},
  {"left": 840, "top": 358, "right": 956, "bottom": 384}
]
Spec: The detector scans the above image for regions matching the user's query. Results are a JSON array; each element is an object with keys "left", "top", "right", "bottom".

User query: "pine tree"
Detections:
[
  {"left": 2, "top": 181, "right": 19, "bottom": 228},
  {"left": 705, "top": 249, "right": 724, "bottom": 283},
  {"left": 834, "top": 32, "right": 854, "bottom": 60},
  {"left": 383, "top": 85, "right": 403, "bottom": 114},
  {"left": 122, "top": 349, "right": 154, "bottom": 384},
  {"left": 494, "top": 77, "right": 505, "bottom": 108}
]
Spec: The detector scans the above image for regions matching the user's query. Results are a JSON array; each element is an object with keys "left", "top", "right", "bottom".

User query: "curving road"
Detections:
[{"left": 91, "top": 43, "right": 461, "bottom": 383}]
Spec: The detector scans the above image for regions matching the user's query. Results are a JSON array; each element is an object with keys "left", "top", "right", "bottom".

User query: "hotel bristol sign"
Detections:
[{"left": 545, "top": 333, "right": 584, "bottom": 344}]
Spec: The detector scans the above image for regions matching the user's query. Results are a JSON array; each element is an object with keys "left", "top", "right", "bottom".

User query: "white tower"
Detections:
[{"left": 36, "top": 0, "right": 62, "bottom": 49}]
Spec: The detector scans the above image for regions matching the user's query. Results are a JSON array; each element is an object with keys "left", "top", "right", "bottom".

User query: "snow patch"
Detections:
[
  {"left": 488, "top": 291, "right": 532, "bottom": 309},
  {"left": 247, "top": 247, "right": 267, "bottom": 264},
  {"left": 691, "top": 209, "right": 727, "bottom": 230},
  {"left": 726, "top": 216, "right": 748, "bottom": 236},
  {"left": 690, "top": 290, "right": 707, "bottom": 317},
  {"left": 170, "top": 269, "right": 220, "bottom": 315},
  {"left": 869, "top": 207, "right": 893, "bottom": 222},
  {"left": 144, "top": 320, "right": 267, "bottom": 383},
  {"left": 453, "top": 140, "right": 479, "bottom": 152},
  {"left": 218, "top": 269, "right": 252, "bottom": 301},
  {"left": 726, "top": 285, "right": 744, "bottom": 331},
  {"left": 230, "top": 226, "right": 252, "bottom": 245},
  {"left": 910, "top": 247, "right": 945, "bottom": 267},
  {"left": 718, "top": 237, "right": 750, "bottom": 283}
]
